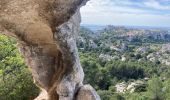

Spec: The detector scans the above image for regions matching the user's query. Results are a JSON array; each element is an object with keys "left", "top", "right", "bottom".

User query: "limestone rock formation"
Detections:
[
  {"left": 0, "top": 0, "right": 100, "bottom": 100},
  {"left": 76, "top": 85, "right": 101, "bottom": 100}
]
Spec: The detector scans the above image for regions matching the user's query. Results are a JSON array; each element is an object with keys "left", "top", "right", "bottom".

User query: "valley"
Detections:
[{"left": 78, "top": 25, "right": 170, "bottom": 100}]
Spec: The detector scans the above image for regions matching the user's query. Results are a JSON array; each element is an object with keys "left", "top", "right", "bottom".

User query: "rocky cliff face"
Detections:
[{"left": 0, "top": 0, "right": 100, "bottom": 100}]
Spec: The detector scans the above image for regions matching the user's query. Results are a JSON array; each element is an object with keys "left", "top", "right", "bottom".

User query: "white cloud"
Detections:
[
  {"left": 144, "top": 0, "right": 170, "bottom": 10},
  {"left": 80, "top": 0, "right": 170, "bottom": 26},
  {"left": 81, "top": 0, "right": 149, "bottom": 14},
  {"left": 81, "top": 10, "right": 170, "bottom": 26}
]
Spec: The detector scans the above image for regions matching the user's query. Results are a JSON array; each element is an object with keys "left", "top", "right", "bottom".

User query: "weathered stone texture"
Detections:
[{"left": 0, "top": 0, "right": 100, "bottom": 100}]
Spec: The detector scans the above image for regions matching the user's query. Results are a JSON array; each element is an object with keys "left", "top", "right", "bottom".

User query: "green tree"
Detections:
[
  {"left": 0, "top": 35, "right": 39, "bottom": 100},
  {"left": 164, "top": 79, "right": 170, "bottom": 100},
  {"left": 147, "top": 76, "right": 165, "bottom": 100}
]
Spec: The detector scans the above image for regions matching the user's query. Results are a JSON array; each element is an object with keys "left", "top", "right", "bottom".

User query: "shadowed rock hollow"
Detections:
[{"left": 0, "top": 0, "right": 100, "bottom": 100}]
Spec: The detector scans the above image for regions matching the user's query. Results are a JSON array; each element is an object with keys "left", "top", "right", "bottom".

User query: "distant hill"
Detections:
[
  {"left": 78, "top": 25, "right": 170, "bottom": 50},
  {"left": 81, "top": 24, "right": 170, "bottom": 32},
  {"left": 81, "top": 24, "right": 106, "bottom": 32}
]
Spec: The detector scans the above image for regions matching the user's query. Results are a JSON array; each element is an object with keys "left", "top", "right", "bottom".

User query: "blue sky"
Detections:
[{"left": 80, "top": 0, "right": 170, "bottom": 27}]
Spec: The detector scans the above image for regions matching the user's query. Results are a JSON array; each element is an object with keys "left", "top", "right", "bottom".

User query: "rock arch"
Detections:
[{"left": 0, "top": 0, "right": 100, "bottom": 100}]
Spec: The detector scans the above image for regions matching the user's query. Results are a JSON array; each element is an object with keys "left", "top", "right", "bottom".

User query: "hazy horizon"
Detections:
[
  {"left": 80, "top": 24, "right": 170, "bottom": 32},
  {"left": 81, "top": 24, "right": 170, "bottom": 28}
]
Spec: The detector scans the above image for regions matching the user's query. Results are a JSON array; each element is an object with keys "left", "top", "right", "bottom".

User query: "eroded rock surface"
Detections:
[
  {"left": 0, "top": 0, "right": 100, "bottom": 100},
  {"left": 76, "top": 85, "right": 101, "bottom": 100}
]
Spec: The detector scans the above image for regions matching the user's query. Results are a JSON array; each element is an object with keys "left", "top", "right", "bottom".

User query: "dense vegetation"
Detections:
[
  {"left": 80, "top": 52, "right": 170, "bottom": 100},
  {"left": 78, "top": 26, "right": 170, "bottom": 100},
  {"left": 0, "top": 35, "right": 39, "bottom": 100}
]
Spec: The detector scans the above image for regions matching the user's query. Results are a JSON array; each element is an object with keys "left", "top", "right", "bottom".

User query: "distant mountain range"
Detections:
[
  {"left": 81, "top": 24, "right": 170, "bottom": 32},
  {"left": 81, "top": 24, "right": 106, "bottom": 32},
  {"left": 78, "top": 25, "right": 170, "bottom": 47}
]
